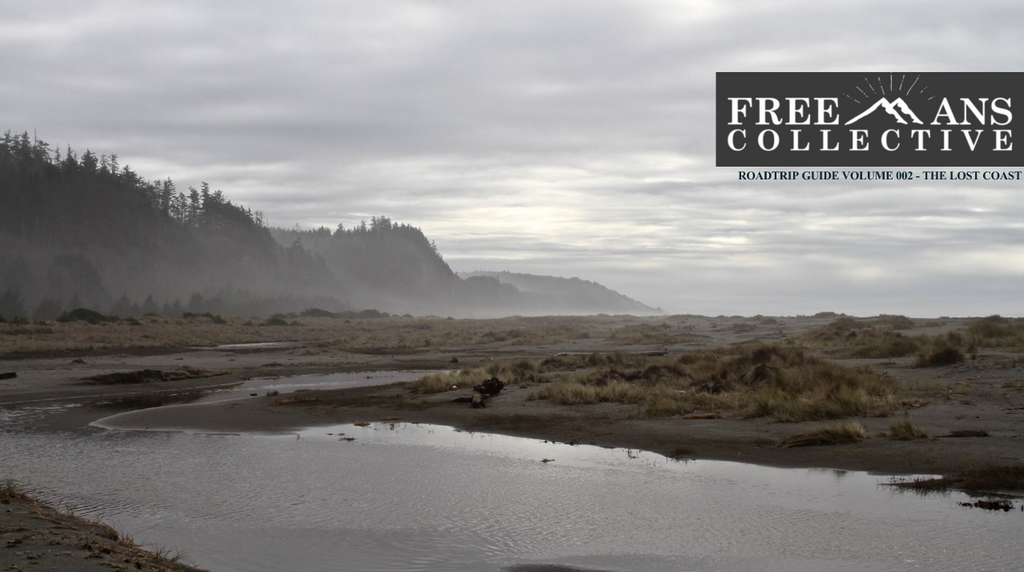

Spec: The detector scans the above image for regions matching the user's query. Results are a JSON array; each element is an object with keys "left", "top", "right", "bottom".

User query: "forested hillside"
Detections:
[
  {"left": 271, "top": 219, "right": 456, "bottom": 310},
  {"left": 0, "top": 131, "right": 337, "bottom": 319},
  {"left": 0, "top": 131, "right": 656, "bottom": 319},
  {"left": 461, "top": 271, "right": 658, "bottom": 314}
]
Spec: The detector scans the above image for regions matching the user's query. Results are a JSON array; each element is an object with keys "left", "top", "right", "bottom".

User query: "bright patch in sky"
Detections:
[{"left": 1, "top": 0, "right": 1022, "bottom": 316}]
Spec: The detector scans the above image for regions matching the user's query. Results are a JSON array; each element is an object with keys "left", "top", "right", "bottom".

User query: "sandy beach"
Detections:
[
  {"left": 95, "top": 357, "right": 1024, "bottom": 476},
  {"left": 3, "top": 313, "right": 1023, "bottom": 572},
  {"left": 4, "top": 313, "right": 1022, "bottom": 476},
  {"left": 0, "top": 483, "right": 209, "bottom": 572}
]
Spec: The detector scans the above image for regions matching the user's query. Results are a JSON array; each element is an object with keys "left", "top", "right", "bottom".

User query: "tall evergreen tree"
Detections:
[{"left": 0, "top": 288, "right": 25, "bottom": 318}]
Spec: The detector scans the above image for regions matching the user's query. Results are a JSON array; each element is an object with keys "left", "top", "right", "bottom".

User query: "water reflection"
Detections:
[
  {"left": 188, "top": 370, "right": 431, "bottom": 405},
  {"left": 1, "top": 378, "right": 1021, "bottom": 572},
  {"left": 90, "top": 390, "right": 206, "bottom": 411}
]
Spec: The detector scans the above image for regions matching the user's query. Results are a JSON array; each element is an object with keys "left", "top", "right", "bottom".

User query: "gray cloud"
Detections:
[{"left": 1, "top": 0, "right": 1022, "bottom": 315}]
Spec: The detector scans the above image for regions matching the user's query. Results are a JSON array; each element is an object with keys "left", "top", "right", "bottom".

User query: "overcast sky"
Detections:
[{"left": 2, "top": 0, "right": 1021, "bottom": 317}]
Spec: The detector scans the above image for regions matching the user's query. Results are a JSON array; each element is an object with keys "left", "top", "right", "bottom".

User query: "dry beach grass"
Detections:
[
  {"left": 3, "top": 311, "right": 1024, "bottom": 571},
  {"left": 525, "top": 343, "right": 899, "bottom": 421},
  {"left": 3, "top": 312, "right": 1024, "bottom": 480},
  {"left": 0, "top": 313, "right": 601, "bottom": 357}
]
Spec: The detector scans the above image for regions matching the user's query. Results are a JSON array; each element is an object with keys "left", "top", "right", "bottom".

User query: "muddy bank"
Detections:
[
  {"left": 98, "top": 372, "right": 1024, "bottom": 477},
  {"left": 0, "top": 346, "right": 460, "bottom": 407},
  {"left": 0, "top": 484, "right": 207, "bottom": 572}
]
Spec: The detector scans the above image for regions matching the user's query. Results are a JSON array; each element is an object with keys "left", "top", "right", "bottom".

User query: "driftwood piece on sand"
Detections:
[
  {"left": 449, "top": 377, "right": 506, "bottom": 408},
  {"left": 473, "top": 377, "right": 505, "bottom": 396}
]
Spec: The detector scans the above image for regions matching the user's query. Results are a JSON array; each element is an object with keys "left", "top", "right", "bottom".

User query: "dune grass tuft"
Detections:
[
  {"left": 609, "top": 322, "right": 696, "bottom": 345},
  {"left": 888, "top": 415, "right": 928, "bottom": 440},
  {"left": 539, "top": 351, "right": 647, "bottom": 372},
  {"left": 528, "top": 343, "right": 898, "bottom": 422},
  {"left": 408, "top": 369, "right": 493, "bottom": 393},
  {"left": 409, "top": 360, "right": 544, "bottom": 394},
  {"left": 777, "top": 421, "right": 868, "bottom": 448},
  {"left": 0, "top": 479, "right": 26, "bottom": 501},
  {"left": 967, "top": 315, "right": 1024, "bottom": 348},
  {"left": 802, "top": 317, "right": 923, "bottom": 358}
]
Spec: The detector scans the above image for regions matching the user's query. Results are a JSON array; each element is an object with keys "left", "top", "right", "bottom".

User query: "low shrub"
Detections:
[
  {"left": 916, "top": 346, "right": 963, "bottom": 367},
  {"left": 262, "top": 317, "right": 289, "bottom": 326},
  {"left": 868, "top": 315, "right": 915, "bottom": 330},
  {"left": 57, "top": 308, "right": 118, "bottom": 324},
  {"left": 300, "top": 308, "right": 338, "bottom": 318},
  {"left": 182, "top": 312, "right": 227, "bottom": 324}
]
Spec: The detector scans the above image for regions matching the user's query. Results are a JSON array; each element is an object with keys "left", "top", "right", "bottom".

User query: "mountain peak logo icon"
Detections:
[{"left": 845, "top": 97, "right": 924, "bottom": 126}]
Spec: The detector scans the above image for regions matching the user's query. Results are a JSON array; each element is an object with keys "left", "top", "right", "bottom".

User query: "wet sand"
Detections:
[
  {"left": 5, "top": 314, "right": 1020, "bottom": 476},
  {"left": 0, "top": 487, "right": 208, "bottom": 572},
  {"left": 96, "top": 362, "right": 1024, "bottom": 476},
  {"left": 2, "top": 314, "right": 1022, "bottom": 572}
]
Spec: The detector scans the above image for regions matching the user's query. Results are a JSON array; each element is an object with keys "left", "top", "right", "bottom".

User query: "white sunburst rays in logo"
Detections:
[
  {"left": 840, "top": 73, "right": 934, "bottom": 126},
  {"left": 841, "top": 73, "right": 931, "bottom": 106}
]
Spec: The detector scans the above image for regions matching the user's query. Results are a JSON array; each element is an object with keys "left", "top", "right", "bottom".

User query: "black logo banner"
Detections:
[{"left": 716, "top": 72, "right": 1023, "bottom": 167}]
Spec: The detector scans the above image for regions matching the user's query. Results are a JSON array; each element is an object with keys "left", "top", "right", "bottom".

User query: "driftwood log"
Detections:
[
  {"left": 473, "top": 377, "right": 505, "bottom": 396},
  {"left": 450, "top": 377, "right": 506, "bottom": 408},
  {"left": 470, "top": 377, "right": 506, "bottom": 409}
]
